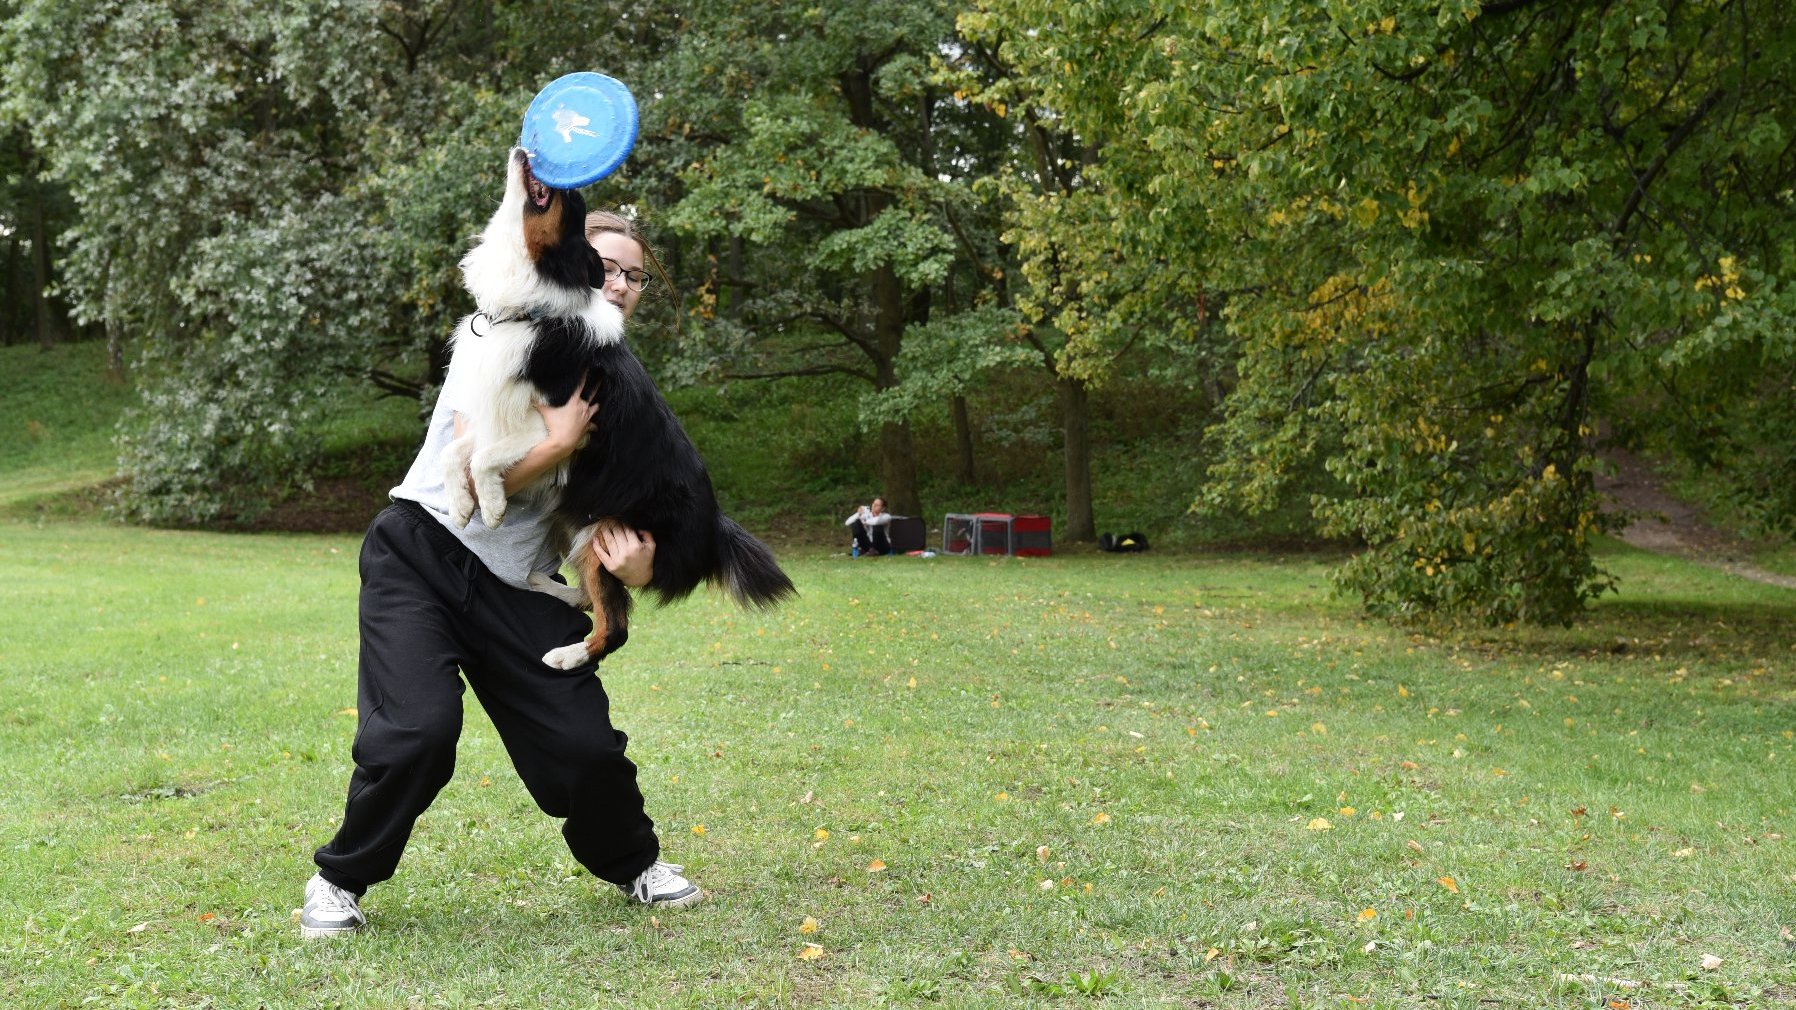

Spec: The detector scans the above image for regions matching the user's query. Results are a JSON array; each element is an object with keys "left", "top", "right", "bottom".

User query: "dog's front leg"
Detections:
[
  {"left": 468, "top": 435, "right": 535, "bottom": 529},
  {"left": 442, "top": 434, "right": 479, "bottom": 529}
]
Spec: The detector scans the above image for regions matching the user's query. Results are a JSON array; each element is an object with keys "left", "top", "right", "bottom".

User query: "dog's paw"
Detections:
[
  {"left": 474, "top": 479, "right": 508, "bottom": 529},
  {"left": 541, "top": 643, "right": 592, "bottom": 670}
]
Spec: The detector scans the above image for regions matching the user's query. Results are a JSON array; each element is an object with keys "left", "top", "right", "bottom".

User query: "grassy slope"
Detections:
[{"left": 0, "top": 342, "right": 136, "bottom": 510}]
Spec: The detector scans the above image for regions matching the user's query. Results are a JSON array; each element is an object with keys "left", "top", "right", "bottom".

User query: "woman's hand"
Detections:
[
  {"left": 592, "top": 520, "right": 656, "bottom": 588},
  {"left": 535, "top": 380, "right": 599, "bottom": 453}
]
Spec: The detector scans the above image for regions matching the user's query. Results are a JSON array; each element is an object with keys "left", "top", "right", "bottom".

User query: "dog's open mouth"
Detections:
[{"left": 524, "top": 161, "right": 552, "bottom": 210}]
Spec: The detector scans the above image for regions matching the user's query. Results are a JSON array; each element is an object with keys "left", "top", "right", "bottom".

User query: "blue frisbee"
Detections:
[{"left": 518, "top": 72, "right": 639, "bottom": 189}]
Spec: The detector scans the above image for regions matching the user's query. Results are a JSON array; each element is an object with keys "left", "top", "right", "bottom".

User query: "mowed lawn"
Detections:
[{"left": 1, "top": 519, "right": 1792, "bottom": 1008}]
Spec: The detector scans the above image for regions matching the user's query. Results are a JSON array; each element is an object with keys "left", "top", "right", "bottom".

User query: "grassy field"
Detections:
[
  {"left": 3, "top": 341, "right": 1794, "bottom": 1006},
  {"left": 2, "top": 516, "right": 1792, "bottom": 1008}
]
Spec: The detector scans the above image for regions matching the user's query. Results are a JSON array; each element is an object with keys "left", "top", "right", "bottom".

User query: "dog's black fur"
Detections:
[{"left": 459, "top": 150, "right": 794, "bottom": 666}]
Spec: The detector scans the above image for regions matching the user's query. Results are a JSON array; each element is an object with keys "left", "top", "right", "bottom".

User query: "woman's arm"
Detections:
[{"left": 452, "top": 387, "right": 599, "bottom": 496}]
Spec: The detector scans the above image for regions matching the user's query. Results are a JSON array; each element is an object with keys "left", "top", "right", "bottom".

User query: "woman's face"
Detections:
[{"left": 591, "top": 231, "right": 646, "bottom": 320}]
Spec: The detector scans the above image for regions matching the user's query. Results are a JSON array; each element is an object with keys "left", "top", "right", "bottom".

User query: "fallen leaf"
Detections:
[
  {"left": 1567, "top": 860, "right": 1588, "bottom": 872},
  {"left": 1406, "top": 839, "right": 1424, "bottom": 854},
  {"left": 814, "top": 828, "right": 830, "bottom": 841},
  {"left": 1092, "top": 812, "right": 1112, "bottom": 825},
  {"left": 915, "top": 893, "right": 932, "bottom": 905},
  {"left": 691, "top": 824, "right": 706, "bottom": 836},
  {"left": 1036, "top": 845, "right": 1050, "bottom": 862},
  {"left": 126, "top": 922, "right": 150, "bottom": 934},
  {"left": 1437, "top": 875, "right": 1459, "bottom": 894},
  {"left": 799, "top": 916, "right": 819, "bottom": 935},
  {"left": 1357, "top": 908, "right": 1376, "bottom": 922},
  {"left": 1306, "top": 818, "right": 1331, "bottom": 831},
  {"left": 866, "top": 859, "right": 887, "bottom": 872},
  {"left": 1700, "top": 953, "right": 1722, "bottom": 971},
  {"left": 796, "top": 943, "right": 826, "bottom": 960}
]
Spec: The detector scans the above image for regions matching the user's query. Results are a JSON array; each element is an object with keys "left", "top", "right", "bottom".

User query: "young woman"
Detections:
[
  {"left": 845, "top": 496, "right": 893, "bottom": 556},
  {"left": 302, "top": 212, "right": 699, "bottom": 938}
]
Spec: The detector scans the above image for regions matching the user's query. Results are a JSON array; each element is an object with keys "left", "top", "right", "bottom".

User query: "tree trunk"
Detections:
[
  {"left": 1059, "top": 375, "right": 1095, "bottom": 542},
  {"left": 951, "top": 393, "right": 975, "bottom": 484},
  {"left": 28, "top": 191, "right": 57, "bottom": 350},
  {"left": 872, "top": 262, "right": 920, "bottom": 515}
]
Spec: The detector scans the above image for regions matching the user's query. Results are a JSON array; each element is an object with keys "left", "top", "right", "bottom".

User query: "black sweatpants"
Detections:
[{"left": 313, "top": 501, "right": 659, "bottom": 894}]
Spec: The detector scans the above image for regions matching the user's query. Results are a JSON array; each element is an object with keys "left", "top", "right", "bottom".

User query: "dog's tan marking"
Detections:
[{"left": 522, "top": 194, "right": 564, "bottom": 263}]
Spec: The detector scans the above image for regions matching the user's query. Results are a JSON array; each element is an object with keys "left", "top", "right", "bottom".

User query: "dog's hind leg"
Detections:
[
  {"left": 540, "top": 542, "right": 631, "bottom": 669},
  {"left": 527, "top": 572, "right": 587, "bottom": 608}
]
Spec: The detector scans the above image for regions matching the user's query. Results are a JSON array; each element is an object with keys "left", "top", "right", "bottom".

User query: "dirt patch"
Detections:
[
  {"left": 1596, "top": 448, "right": 1796, "bottom": 590},
  {"left": 236, "top": 476, "right": 389, "bottom": 534}
]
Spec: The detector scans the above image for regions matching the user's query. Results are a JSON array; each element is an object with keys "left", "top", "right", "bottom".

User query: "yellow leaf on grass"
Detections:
[
  {"left": 799, "top": 916, "right": 819, "bottom": 935},
  {"left": 691, "top": 824, "right": 707, "bottom": 836},
  {"left": 1437, "top": 875, "right": 1459, "bottom": 894},
  {"left": 797, "top": 943, "right": 826, "bottom": 960},
  {"left": 814, "top": 828, "right": 829, "bottom": 841},
  {"left": 1307, "top": 818, "right": 1332, "bottom": 831},
  {"left": 1339, "top": 807, "right": 1357, "bottom": 817},
  {"left": 1399, "top": 685, "right": 1410, "bottom": 698},
  {"left": 866, "top": 859, "right": 887, "bottom": 872},
  {"left": 1357, "top": 908, "right": 1377, "bottom": 922},
  {"left": 338, "top": 707, "right": 358, "bottom": 717},
  {"left": 1092, "top": 812, "right": 1112, "bottom": 825}
]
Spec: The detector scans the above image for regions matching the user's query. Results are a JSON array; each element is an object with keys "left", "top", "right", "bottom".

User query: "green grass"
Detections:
[
  {"left": 0, "top": 342, "right": 137, "bottom": 510},
  {"left": 3, "top": 518, "right": 1793, "bottom": 1008},
  {"left": 5, "top": 341, "right": 1795, "bottom": 1005}
]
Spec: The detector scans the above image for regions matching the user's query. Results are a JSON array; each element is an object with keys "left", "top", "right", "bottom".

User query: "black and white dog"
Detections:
[{"left": 443, "top": 148, "right": 794, "bottom": 668}]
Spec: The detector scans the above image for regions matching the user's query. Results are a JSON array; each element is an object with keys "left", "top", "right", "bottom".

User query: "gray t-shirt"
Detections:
[{"left": 389, "top": 369, "right": 562, "bottom": 590}]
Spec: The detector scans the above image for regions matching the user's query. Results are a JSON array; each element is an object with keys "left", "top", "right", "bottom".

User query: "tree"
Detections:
[
  {"left": 949, "top": 2, "right": 1226, "bottom": 543},
  {"left": 0, "top": 0, "right": 677, "bottom": 521},
  {"left": 962, "top": 0, "right": 1796, "bottom": 623},
  {"left": 1193, "top": 0, "right": 1796, "bottom": 624},
  {"left": 657, "top": 0, "right": 1011, "bottom": 518}
]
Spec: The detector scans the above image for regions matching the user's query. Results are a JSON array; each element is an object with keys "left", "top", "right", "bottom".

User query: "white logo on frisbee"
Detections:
[{"left": 552, "top": 108, "right": 600, "bottom": 144}]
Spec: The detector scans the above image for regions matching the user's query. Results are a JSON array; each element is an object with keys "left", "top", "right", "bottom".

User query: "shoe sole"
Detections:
[
  {"left": 631, "top": 888, "right": 705, "bottom": 909},
  {"left": 299, "top": 921, "right": 364, "bottom": 939}
]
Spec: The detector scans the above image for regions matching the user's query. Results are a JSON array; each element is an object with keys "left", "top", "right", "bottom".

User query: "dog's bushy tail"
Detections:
[{"left": 714, "top": 516, "right": 797, "bottom": 609}]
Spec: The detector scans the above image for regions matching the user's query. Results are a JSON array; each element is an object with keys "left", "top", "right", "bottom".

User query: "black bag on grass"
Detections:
[{"left": 1098, "top": 531, "right": 1150, "bottom": 553}]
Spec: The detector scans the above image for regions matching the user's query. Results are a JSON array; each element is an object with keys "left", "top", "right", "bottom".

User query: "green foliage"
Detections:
[{"left": 973, "top": 0, "right": 1796, "bottom": 624}]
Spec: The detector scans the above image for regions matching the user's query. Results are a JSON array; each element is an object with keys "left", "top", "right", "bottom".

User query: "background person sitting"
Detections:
[{"left": 845, "top": 497, "right": 893, "bottom": 556}]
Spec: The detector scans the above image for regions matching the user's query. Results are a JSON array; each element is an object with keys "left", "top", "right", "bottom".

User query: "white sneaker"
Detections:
[
  {"left": 299, "top": 873, "right": 366, "bottom": 938},
  {"left": 618, "top": 860, "right": 703, "bottom": 908}
]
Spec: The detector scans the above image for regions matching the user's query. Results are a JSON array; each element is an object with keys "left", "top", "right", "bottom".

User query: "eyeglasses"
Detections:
[{"left": 600, "top": 257, "right": 653, "bottom": 292}]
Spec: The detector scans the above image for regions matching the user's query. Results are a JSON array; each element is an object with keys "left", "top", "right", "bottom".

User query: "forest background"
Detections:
[{"left": 3, "top": 0, "right": 1794, "bottom": 628}]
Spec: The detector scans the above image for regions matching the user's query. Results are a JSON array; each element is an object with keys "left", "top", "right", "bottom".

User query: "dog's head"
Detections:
[{"left": 459, "top": 148, "right": 609, "bottom": 319}]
